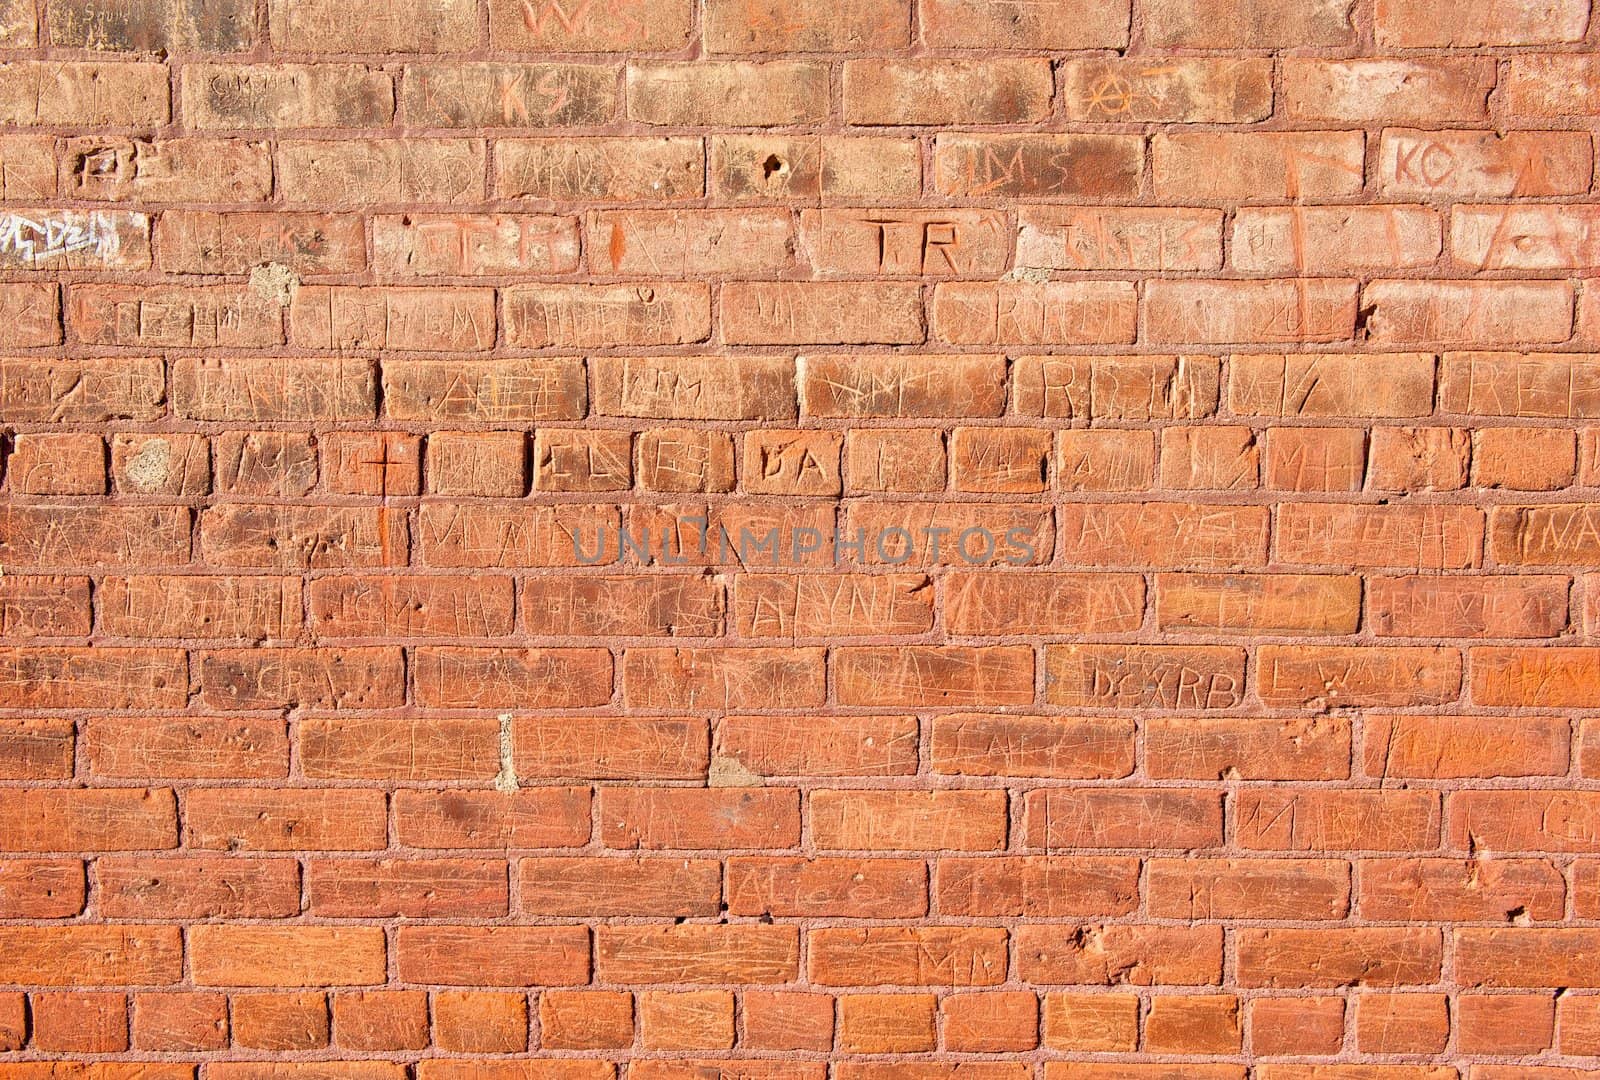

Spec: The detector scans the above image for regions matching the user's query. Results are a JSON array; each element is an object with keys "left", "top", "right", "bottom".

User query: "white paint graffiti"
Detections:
[{"left": 0, "top": 211, "right": 122, "bottom": 265}]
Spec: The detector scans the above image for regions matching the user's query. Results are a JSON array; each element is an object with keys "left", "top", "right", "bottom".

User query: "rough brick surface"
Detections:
[{"left": 1, "top": 0, "right": 1599, "bottom": 1074}]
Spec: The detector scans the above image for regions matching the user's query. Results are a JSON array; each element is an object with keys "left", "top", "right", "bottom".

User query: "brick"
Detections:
[
  {"left": 1366, "top": 280, "right": 1573, "bottom": 346},
  {"left": 158, "top": 211, "right": 361, "bottom": 275},
  {"left": 497, "top": 137, "right": 703, "bottom": 201},
  {"left": 434, "top": 991, "right": 525, "bottom": 1053},
  {"left": 110, "top": 434, "right": 209, "bottom": 497},
  {"left": 1231, "top": 206, "right": 1441, "bottom": 274},
  {"left": 1058, "top": 501, "right": 1267, "bottom": 569},
  {"left": 1146, "top": 995, "right": 1241, "bottom": 1054},
  {"left": 836, "top": 645, "right": 1033, "bottom": 706},
  {"left": 278, "top": 139, "right": 484, "bottom": 205},
  {"left": 96, "top": 857, "right": 300, "bottom": 919},
  {"left": 1147, "top": 716, "right": 1350, "bottom": 781},
  {"left": 1502, "top": 54, "right": 1600, "bottom": 117},
  {"left": 1369, "top": 427, "right": 1470, "bottom": 491},
  {"left": 596, "top": 925, "right": 798, "bottom": 985},
  {"left": 743, "top": 430, "right": 841, "bottom": 495},
  {"left": 521, "top": 856, "right": 719, "bottom": 917},
  {"left": 707, "top": 0, "right": 908, "bottom": 50},
  {"left": 394, "top": 788, "right": 589, "bottom": 849},
  {"left": 933, "top": 281, "right": 1137, "bottom": 345},
  {"left": 133, "top": 992, "right": 229, "bottom": 1052},
  {"left": 397, "top": 926, "right": 588, "bottom": 987},
  {"left": 942, "top": 991, "right": 1038, "bottom": 1052},
  {"left": 185, "top": 788, "right": 386, "bottom": 852},
  {"left": 741, "top": 991, "right": 832, "bottom": 1051},
  {"left": 838, "top": 993, "right": 935, "bottom": 1053},
  {"left": 1285, "top": 58, "right": 1493, "bottom": 123},
  {"left": 331, "top": 991, "right": 427, "bottom": 1052},
  {"left": 1042, "top": 994, "right": 1138, "bottom": 1051},
  {"left": 801, "top": 208, "right": 1008, "bottom": 277},
  {"left": 931, "top": 715, "right": 1133, "bottom": 778},
  {"left": 1023, "top": 789, "right": 1223, "bottom": 850},
  {"left": 629, "top": 62, "right": 827, "bottom": 126},
  {"left": 623, "top": 647, "right": 822, "bottom": 710},
  {"left": 1259, "top": 645, "right": 1462, "bottom": 708},
  {"left": 600, "top": 787, "right": 799, "bottom": 849},
  {"left": 802, "top": 354, "right": 1002, "bottom": 418},
  {"left": 417, "top": 504, "right": 619, "bottom": 568},
  {"left": 415, "top": 647, "right": 612, "bottom": 708},
  {"left": 935, "top": 856, "right": 1138, "bottom": 917},
  {"left": 1159, "top": 425, "right": 1259, "bottom": 489},
  {"left": 0, "top": 858, "right": 83, "bottom": 916},
  {"left": 1147, "top": 858, "right": 1350, "bottom": 920},
  {"left": 0, "top": 505, "right": 190, "bottom": 568},
  {"left": 1368, "top": 715, "right": 1567, "bottom": 779},
  {"left": 712, "top": 134, "right": 921, "bottom": 202},
  {"left": 1145, "top": 279, "right": 1357, "bottom": 344},
  {"left": 1380, "top": 129, "right": 1593, "bottom": 197},
  {"left": 1018, "top": 206, "right": 1222, "bottom": 272},
  {"left": 232, "top": 992, "right": 329, "bottom": 1050},
  {"left": 1264, "top": 427, "right": 1367, "bottom": 491},
  {"left": 1238, "top": 789, "right": 1440, "bottom": 851},
  {"left": 538, "top": 990, "right": 634, "bottom": 1050},
  {"left": 1359, "top": 857, "right": 1565, "bottom": 921},
  {"left": 1145, "top": 0, "right": 1353, "bottom": 45},
  {"left": 100, "top": 576, "right": 301, "bottom": 640},
  {"left": 1231, "top": 352, "right": 1435, "bottom": 418},
  {"left": 428, "top": 431, "right": 527, "bottom": 497},
  {"left": 1458, "top": 929, "right": 1600, "bottom": 987},
  {"left": 1356, "top": 993, "right": 1449, "bottom": 1054},
  {"left": 1045, "top": 644, "right": 1245, "bottom": 710},
  {"left": 0, "top": 925, "right": 181, "bottom": 985},
  {"left": 31, "top": 991, "right": 128, "bottom": 1053},
  {"left": 1152, "top": 131, "right": 1364, "bottom": 200},
  {"left": 726, "top": 856, "right": 924, "bottom": 918},
  {"left": 812, "top": 789, "right": 1007, "bottom": 851},
  {"left": 1476, "top": 426, "right": 1577, "bottom": 489},
  {"left": 184, "top": 65, "right": 391, "bottom": 129},
  {"left": 0, "top": 61, "right": 166, "bottom": 127},
  {"left": 86, "top": 717, "right": 288, "bottom": 779},
  {"left": 1449, "top": 791, "right": 1600, "bottom": 852},
  {"left": 811, "top": 927, "right": 1006, "bottom": 987},
  {"left": 197, "top": 647, "right": 403, "bottom": 710},
  {"left": 637, "top": 429, "right": 734, "bottom": 492},
  {"left": 1459, "top": 993, "right": 1555, "bottom": 1054},
  {"left": 1016, "top": 355, "right": 1219, "bottom": 420},
  {"left": 506, "top": 282, "right": 708, "bottom": 347},
  {"left": 64, "top": 136, "right": 272, "bottom": 202},
  {"left": 385, "top": 358, "right": 584, "bottom": 422},
  {"left": 933, "top": 133, "right": 1143, "bottom": 199},
  {"left": 1369, "top": 575, "right": 1568, "bottom": 638},
  {"left": 269, "top": 0, "right": 477, "bottom": 50},
  {"left": 1250, "top": 998, "right": 1345, "bottom": 1056},
  {"left": 724, "top": 281, "right": 923, "bottom": 345},
  {"left": 716, "top": 714, "right": 916, "bottom": 778},
  {"left": 1018, "top": 924, "right": 1223, "bottom": 985},
  {"left": 191, "top": 926, "right": 384, "bottom": 987},
  {"left": 1276, "top": 503, "right": 1484, "bottom": 570},
  {"left": 845, "top": 60, "right": 1052, "bottom": 125},
  {"left": 300, "top": 718, "right": 497, "bottom": 781},
  {"left": 1453, "top": 204, "right": 1600, "bottom": 270},
  {"left": 1062, "top": 58, "right": 1269, "bottom": 123},
  {"left": 0, "top": 719, "right": 74, "bottom": 779},
  {"left": 7, "top": 433, "right": 103, "bottom": 494},
  {"left": 1237, "top": 927, "right": 1441, "bottom": 988},
  {"left": 1377, "top": 0, "right": 1589, "bottom": 45},
  {"left": 292, "top": 286, "right": 495, "bottom": 351},
  {"left": 403, "top": 63, "right": 613, "bottom": 128},
  {"left": 1473, "top": 646, "right": 1600, "bottom": 705},
  {"left": 0, "top": 648, "right": 185, "bottom": 709},
  {"left": 1156, "top": 573, "right": 1359, "bottom": 634},
  {"left": 0, "top": 208, "right": 149, "bottom": 271}
]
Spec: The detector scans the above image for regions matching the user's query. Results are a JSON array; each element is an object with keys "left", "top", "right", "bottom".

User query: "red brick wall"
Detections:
[{"left": 1, "top": 0, "right": 1599, "bottom": 1074}]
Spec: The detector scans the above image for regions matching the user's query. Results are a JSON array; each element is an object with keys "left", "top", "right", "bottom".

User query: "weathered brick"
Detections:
[
  {"left": 845, "top": 60, "right": 1052, "bottom": 125},
  {"left": 1062, "top": 58, "right": 1270, "bottom": 123},
  {"left": 497, "top": 137, "right": 703, "bottom": 201},
  {"left": 184, "top": 65, "right": 393, "bottom": 128},
  {"left": 269, "top": 0, "right": 478, "bottom": 51},
  {"left": 278, "top": 139, "right": 484, "bottom": 205},
  {"left": 629, "top": 62, "right": 828, "bottom": 126},
  {"left": 934, "top": 133, "right": 1143, "bottom": 199}
]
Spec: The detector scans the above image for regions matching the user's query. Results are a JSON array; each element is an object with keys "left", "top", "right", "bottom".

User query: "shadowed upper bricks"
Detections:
[{"left": 1, "top": 0, "right": 1600, "bottom": 1075}]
